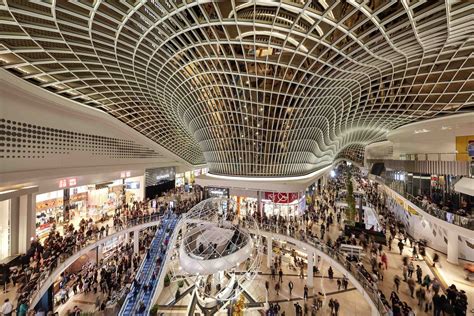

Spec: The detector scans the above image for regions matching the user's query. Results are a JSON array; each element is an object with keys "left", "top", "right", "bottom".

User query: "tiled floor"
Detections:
[{"left": 155, "top": 252, "right": 371, "bottom": 315}]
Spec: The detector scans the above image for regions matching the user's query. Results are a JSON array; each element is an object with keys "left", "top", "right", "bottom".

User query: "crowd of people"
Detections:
[
  {"left": 0, "top": 186, "right": 202, "bottom": 315},
  {"left": 257, "top": 164, "right": 470, "bottom": 316}
]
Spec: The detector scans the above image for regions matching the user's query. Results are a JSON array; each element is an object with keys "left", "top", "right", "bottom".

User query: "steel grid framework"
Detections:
[{"left": 0, "top": 0, "right": 473, "bottom": 176}]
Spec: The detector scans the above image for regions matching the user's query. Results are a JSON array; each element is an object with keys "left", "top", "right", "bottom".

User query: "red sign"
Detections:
[
  {"left": 264, "top": 192, "right": 299, "bottom": 204},
  {"left": 58, "top": 178, "right": 77, "bottom": 188},
  {"left": 59, "top": 179, "right": 67, "bottom": 188},
  {"left": 120, "top": 171, "right": 131, "bottom": 178}
]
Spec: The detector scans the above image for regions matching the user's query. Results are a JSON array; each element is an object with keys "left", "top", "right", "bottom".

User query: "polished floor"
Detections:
[{"left": 1, "top": 194, "right": 472, "bottom": 315}]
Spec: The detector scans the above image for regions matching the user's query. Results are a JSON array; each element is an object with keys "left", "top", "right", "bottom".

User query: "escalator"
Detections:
[{"left": 119, "top": 213, "right": 179, "bottom": 315}]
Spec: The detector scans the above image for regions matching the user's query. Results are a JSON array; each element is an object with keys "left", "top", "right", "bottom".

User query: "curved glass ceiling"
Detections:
[{"left": 0, "top": 0, "right": 472, "bottom": 176}]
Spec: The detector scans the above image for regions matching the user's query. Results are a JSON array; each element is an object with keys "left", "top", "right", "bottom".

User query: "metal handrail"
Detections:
[
  {"left": 404, "top": 193, "right": 473, "bottom": 230},
  {"left": 26, "top": 214, "right": 163, "bottom": 309},
  {"left": 246, "top": 221, "right": 389, "bottom": 315},
  {"left": 372, "top": 176, "right": 474, "bottom": 230},
  {"left": 399, "top": 152, "right": 469, "bottom": 161}
]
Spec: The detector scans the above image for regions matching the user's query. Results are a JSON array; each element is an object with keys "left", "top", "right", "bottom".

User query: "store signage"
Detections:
[
  {"left": 206, "top": 187, "right": 229, "bottom": 197},
  {"left": 120, "top": 171, "right": 131, "bottom": 178},
  {"left": 59, "top": 178, "right": 77, "bottom": 188},
  {"left": 156, "top": 174, "right": 170, "bottom": 181},
  {"left": 264, "top": 192, "right": 299, "bottom": 204},
  {"left": 407, "top": 204, "right": 419, "bottom": 216}
]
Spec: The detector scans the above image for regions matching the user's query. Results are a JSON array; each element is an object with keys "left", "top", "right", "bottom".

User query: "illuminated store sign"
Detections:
[
  {"left": 59, "top": 178, "right": 77, "bottom": 188},
  {"left": 264, "top": 192, "right": 299, "bottom": 204}
]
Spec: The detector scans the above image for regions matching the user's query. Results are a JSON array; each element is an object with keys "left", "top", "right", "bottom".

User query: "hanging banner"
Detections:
[{"left": 264, "top": 192, "right": 299, "bottom": 204}]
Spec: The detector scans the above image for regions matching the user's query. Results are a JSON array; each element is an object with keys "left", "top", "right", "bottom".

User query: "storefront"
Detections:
[
  {"left": 204, "top": 186, "right": 229, "bottom": 199},
  {"left": 145, "top": 167, "right": 176, "bottom": 200},
  {"left": 175, "top": 167, "right": 209, "bottom": 188},
  {"left": 262, "top": 192, "right": 305, "bottom": 218},
  {"left": 35, "top": 176, "right": 144, "bottom": 239},
  {"left": 0, "top": 199, "right": 11, "bottom": 259},
  {"left": 230, "top": 196, "right": 258, "bottom": 216}
]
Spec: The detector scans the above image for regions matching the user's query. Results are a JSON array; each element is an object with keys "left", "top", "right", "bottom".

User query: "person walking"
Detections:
[
  {"left": 328, "top": 266, "right": 334, "bottom": 279},
  {"left": 398, "top": 240, "right": 404, "bottom": 255},
  {"left": 407, "top": 261, "right": 414, "bottom": 278},
  {"left": 407, "top": 277, "right": 416, "bottom": 298},
  {"left": 304, "top": 284, "right": 308, "bottom": 300},
  {"left": 278, "top": 268, "right": 283, "bottom": 283},
  {"left": 416, "top": 286, "right": 426, "bottom": 308},
  {"left": 288, "top": 280, "right": 294, "bottom": 298},
  {"left": 425, "top": 287, "right": 433, "bottom": 312},
  {"left": 432, "top": 253, "right": 439, "bottom": 268},
  {"left": 275, "top": 282, "right": 280, "bottom": 295},
  {"left": 394, "top": 275, "right": 401, "bottom": 293},
  {"left": 402, "top": 265, "right": 408, "bottom": 282},
  {"left": 381, "top": 252, "right": 388, "bottom": 270},
  {"left": 416, "top": 265, "right": 423, "bottom": 284},
  {"left": 1, "top": 299, "right": 13, "bottom": 316},
  {"left": 333, "top": 299, "right": 340, "bottom": 316}
]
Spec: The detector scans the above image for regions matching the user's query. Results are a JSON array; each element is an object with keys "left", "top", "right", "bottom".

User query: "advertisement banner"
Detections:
[{"left": 264, "top": 192, "right": 299, "bottom": 204}]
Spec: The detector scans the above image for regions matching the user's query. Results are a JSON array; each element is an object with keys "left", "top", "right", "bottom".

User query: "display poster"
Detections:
[
  {"left": 264, "top": 192, "right": 299, "bottom": 204},
  {"left": 455, "top": 135, "right": 474, "bottom": 160}
]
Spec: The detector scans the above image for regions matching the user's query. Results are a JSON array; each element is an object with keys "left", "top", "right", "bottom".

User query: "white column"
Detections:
[
  {"left": 18, "top": 194, "right": 34, "bottom": 253},
  {"left": 267, "top": 237, "right": 272, "bottom": 268},
  {"left": 124, "top": 231, "right": 129, "bottom": 244},
  {"left": 9, "top": 197, "right": 20, "bottom": 255},
  {"left": 97, "top": 243, "right": 103, "bottom": 262},
  {"left": 371, "top": 305, "right": 379, "bottom": 316},
  {"left": 257, "top": 191, "right": 262, "bottom": 217},
  {"left": 307, "top": 251, "right": 314, "bottom": 288},
  {"left": 134, "top": 230, "right": 140, "bottom": 255},
  {"left": 139, "top": 175, "right": 145, "bottom": 201},
  {"left": 446, "top": 230, "right": 459, "bottom": 264}
]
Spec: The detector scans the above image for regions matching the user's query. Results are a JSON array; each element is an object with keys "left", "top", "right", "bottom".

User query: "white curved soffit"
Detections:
[{"left": 178, "top": 238, "right": 254, "bottom": 275}]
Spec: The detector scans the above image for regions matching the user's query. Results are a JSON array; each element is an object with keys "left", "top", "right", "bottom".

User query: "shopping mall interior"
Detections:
[{"left": 0, "top": 1, "right": 473, "bottom": 315}]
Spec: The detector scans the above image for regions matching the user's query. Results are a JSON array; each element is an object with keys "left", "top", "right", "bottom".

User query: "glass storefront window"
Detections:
[{"left": 0, "top": 200, "right": 11, "bottom": 260}]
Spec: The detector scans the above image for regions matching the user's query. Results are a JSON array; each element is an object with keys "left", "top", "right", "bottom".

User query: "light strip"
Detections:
[{"left": 205, "top": 165, "right": 332, "bottom": 182}]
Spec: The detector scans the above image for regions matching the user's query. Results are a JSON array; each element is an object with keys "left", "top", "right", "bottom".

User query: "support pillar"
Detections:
[
  {"left": 18, "top": 194, "right": 35, "bottom": 253},
  {"left": 307, "top": 251, "right": 314, "bottom": 288},
  {"left": 133, "top": 230, "right": 139, "bottom": 255},
  {"left": 371, "top": 305, "right": 379, "bottom": 316},
  {"left": 257, "top": 191, "right": 262, "bottom": 218},
  {"left": 9, "top": 197, "right": 20, "bottom": 255},
  {"left": 446, "top": 230, "right": 459, "bottom": 264},
  {"left": 267, "top": 237, "right": 272, "bottom": 268},
  {"left": 97, "top": 243, "right": 103, "bottom": 262}
]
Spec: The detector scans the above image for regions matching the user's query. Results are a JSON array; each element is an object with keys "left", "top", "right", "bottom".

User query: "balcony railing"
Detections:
[
  {"left": 400, "top": 152, "right": 470, "bottom": 161},
  {"left": 27, "top": 214, "right": 164, "bottom": 308},
  {"left": 371, "top": 176, "right": 474, "bottom": 230},
  {"left": 405, "top": 193, "right": 473, "bottom": 230},
  {"left": 245, "top": 221, "right": 389, "bottom": 315}
]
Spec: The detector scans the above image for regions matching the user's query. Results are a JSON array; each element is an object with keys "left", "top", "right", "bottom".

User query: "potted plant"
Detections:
[
  {"left": 150, "top": 304, "right": 159, "bottom": 316},
  {"left": 164, "top": 274, "right": 171, "bottom": 287},
  {"left": 177, "top": 279, "right": 184, "bottom": 288}
]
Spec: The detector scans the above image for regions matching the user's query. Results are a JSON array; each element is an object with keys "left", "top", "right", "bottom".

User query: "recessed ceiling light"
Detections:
[{"left": 414, "top": 129, "right": 430, "bottom": 134}]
